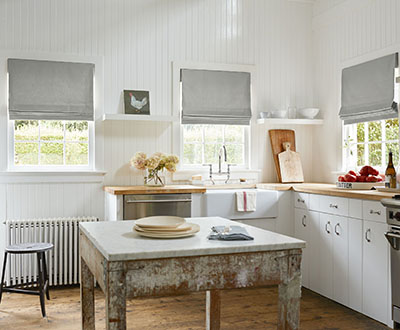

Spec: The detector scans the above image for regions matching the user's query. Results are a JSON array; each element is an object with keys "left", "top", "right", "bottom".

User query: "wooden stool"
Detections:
[{"left": 0, "top": 242, "right": 53, "bottom": 317}]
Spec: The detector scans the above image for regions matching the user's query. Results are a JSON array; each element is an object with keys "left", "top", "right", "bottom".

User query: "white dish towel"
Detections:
[{"left": 236, "top": 190, "right": 257, "bottom": 212}]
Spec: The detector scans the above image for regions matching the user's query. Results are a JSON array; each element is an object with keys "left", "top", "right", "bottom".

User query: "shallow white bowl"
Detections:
[
  {"left": 258, "top": 111, "right": 271, "bottom": 119},
  {"left": 298, "top": 108, "right": 320, "bottom": 119},
  {"left": 271, "top": 111, "right": 287, "bottom": 119}
]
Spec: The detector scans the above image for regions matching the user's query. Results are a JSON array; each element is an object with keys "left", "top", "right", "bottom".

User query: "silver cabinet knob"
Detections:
[{"left": 369, "top": 210, "right": 381, "bottom": 215}]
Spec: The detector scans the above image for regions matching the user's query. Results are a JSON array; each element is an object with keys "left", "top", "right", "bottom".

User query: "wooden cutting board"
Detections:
[
  {"left": 278, "top": 142, "right": 304, "bottom": 183},
  {"left": 269, "top": 129, "right": 296, "bottom": 182}
]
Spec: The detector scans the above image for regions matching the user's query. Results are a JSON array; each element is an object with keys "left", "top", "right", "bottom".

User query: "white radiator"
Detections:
[{"left": 4, "top": 217, "right": 99, "bottom": 287}]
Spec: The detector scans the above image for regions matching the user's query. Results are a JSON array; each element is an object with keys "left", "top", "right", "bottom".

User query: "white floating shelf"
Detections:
[
  {"left": 256, "top": 118, "right": 324, "bottom": 125},
  {"left": 102, "top": 114, "right": 179, "bottom": 123}
]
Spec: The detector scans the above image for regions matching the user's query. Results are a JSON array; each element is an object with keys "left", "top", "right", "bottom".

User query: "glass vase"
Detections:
[{"left": 144, "top": 169, "right": 165, "bottom": 187}]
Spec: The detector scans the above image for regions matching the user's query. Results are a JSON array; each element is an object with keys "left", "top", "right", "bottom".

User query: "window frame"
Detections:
[
  {"left": 8, "top": 120, "right": 95, "bottom": 171},
  {"left": 180, "top": 124, "right": 250, "bottom": 170},
  {"left": 172, "top": 61, "right": 255, "bottom": 172},
  {"left": 342, "top": 118, "right": 399, "bottom": 172}
]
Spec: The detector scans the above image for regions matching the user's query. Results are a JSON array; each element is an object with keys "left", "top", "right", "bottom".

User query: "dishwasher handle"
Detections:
[{"left": 125, "top": 199, "right": 192, "bottom": 204}]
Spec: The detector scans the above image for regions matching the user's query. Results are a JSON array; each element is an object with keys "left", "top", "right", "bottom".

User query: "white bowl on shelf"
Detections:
[
  {"left": 258, "top": 111, "right": 271, "bottom": 119},
  {"left": 270, "top": 111, "right": 287, "bottom": 119},
  {"left": 298, "top": 108, "right": 320, "bottom": 119}
]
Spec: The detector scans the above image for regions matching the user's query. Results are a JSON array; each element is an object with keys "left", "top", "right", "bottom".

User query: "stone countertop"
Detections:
[
  {"left": 104, "top": 185, "right": 206, "bottom": 195},
  {"left": 79, "top": 217, "right": 305, "bottom": 262},
  {"left": 256, "top": 183, "right": 396, "bottom": 201}
]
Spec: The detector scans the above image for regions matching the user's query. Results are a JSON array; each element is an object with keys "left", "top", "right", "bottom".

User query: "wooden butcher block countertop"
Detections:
[
  {"left": 256, "top": 183, "right": 396, "bottom": 201},
  {"left": 104, "top": 185, "right": 206, "bottom": 195}
]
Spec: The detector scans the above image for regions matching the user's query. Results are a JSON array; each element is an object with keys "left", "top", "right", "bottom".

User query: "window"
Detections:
[
  {"left": 343, "top": 118, "right": 399, "bottom": 171},
  {"left": 182, "top": 124, "right": 248, "bottom": 167},
  {"left": 11, "top": 120, "right": 92, "bottom": 169}
]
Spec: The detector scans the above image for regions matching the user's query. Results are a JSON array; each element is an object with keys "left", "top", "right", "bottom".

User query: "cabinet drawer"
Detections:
[
  {"left": 362, "top": 201, "right": 386, "bottom": 223},
  {"left": 349, "top": 198, "right": 362, "bottom": 219},
  {"left": 294, "top": 192, "right": 309, "bottom": 209},
  {"left": 319, "top": 195, "right": 348, "bottom": 216},
  {"left": 309, "top": 194, "right": 320, "bottom": 211}
]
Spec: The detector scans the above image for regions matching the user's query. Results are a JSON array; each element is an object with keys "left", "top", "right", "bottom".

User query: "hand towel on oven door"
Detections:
[{"left": 236, "top": 190, "right": 257, "bottom": 212}]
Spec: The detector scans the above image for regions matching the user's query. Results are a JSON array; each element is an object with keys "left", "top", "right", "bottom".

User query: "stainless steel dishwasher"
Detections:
[{"left": 123, "top": 194, "right": 192, "bottom": 220}]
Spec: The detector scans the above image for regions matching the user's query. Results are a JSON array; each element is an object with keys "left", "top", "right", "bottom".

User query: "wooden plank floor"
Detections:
[{"left": 0, "top": 286, "right": 390, "bottom": 329}]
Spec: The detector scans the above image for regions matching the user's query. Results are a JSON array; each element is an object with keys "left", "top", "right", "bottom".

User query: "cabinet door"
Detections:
[
  {"left": 362, "top": 220, "right": 389, "bottom": 324},
  {"left": 308, "top": 210, "right": 320, "bottom": 292},
  {"left": 294, "top": 208, "right": 309, "bottom": 288},
  {"left": 348, "top": 217, "right": 362, "bottom": 313},
  {"left": 332, "top": 215, "right": 349, "bottom": 307},
  {"left": 318, "top": 214, "right": 333, "bottom": 298}
]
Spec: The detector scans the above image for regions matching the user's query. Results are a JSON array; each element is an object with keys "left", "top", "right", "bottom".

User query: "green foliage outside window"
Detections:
[
  {"left": 183, "top": 125, "right": 245, "bottom": 166},
  {"left": 352, "top": 119, "right": 399, "bottom": 169},
  {"left": 14, "top": 120, "right": 89, "bottom": 166}
]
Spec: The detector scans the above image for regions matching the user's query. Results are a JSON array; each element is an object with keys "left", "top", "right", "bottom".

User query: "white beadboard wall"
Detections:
[
  {"left": 312, "top": 0, "right": 400, "bottom": 182},
  {"left": 0, "top": 0, "right": 316, "bottom": 229}
]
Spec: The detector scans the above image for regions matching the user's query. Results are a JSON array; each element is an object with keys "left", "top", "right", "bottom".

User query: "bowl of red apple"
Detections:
[{"left": 337, "top": 166, "right": 384, "bottom": 189}]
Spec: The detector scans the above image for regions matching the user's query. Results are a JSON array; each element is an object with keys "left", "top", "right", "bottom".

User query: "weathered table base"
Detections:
[{"left": 80, "top": 233, "right": 302, "bottom": 330}]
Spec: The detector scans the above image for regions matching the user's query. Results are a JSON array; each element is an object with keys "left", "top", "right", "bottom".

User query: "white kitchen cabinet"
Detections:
[
  {"left": 319, "top": 195, "right": 348, "bottom": 217},
  {"left": 294, "top": 192, "right": 309, "bottom": 210},
  {"left": 294, "top": 208, "right": 320, "bottom": 290},
  {"left": 307, "top": 210, "right": 320, "bottom": 291},
  {"left": 309, "top": 194, "right": 320, "bottom": 211},
  {"left": 318, "top": 214, "right": 334, "bottom": 299},
  {"left": 362, "top": 220, "right": 389, "bottom": 324},
  {"left": 348, "top": 217, "right": 363, "bottom": 313},
  {"left": 332, "top": 215, "right": 349, "bottom": 307},
  {"left": 294, "top": 208, "right": 310, "bottom": 287},
  {"left": 362, "top": 200, "right": 386, "bottom": 223},
  {"left": 292, "top": 191, "right": 390, "bottom": 326},
  {"left": 349, "top": 198, "right": 362, "bottom": 219}
]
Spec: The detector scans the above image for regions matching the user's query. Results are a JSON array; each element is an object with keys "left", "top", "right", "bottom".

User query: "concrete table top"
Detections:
[{"left": 79, "top": 217, "right": 305, "bottom": 262}]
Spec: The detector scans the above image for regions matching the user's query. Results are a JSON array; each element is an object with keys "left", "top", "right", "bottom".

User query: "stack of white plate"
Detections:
[{"left": 133, "top": 216, "right": 200, "bottom": 239}]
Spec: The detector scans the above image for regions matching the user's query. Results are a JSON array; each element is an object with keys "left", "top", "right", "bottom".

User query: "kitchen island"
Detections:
[{"left": 79, "top": 217, "right": 305, "bottom": 330}]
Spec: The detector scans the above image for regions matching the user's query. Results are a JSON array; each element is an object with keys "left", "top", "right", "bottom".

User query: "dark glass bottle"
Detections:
[{"left": 385, "top": 151, "right": 397, "bottom": 188}]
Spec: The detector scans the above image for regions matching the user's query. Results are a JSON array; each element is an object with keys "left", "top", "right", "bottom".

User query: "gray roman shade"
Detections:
[
  {"left": 181, "top": 69, "right": 251, "bottom": 125},
  {"left": 8, "top": 59, "right": 94, "bottom": 121},
  {"left": 339, "top": 53, "right": 398, "bottom": 125}
]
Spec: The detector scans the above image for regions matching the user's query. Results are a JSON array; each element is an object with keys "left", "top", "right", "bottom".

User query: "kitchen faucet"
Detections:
[
  {"left": 218, "top": 145, "right": 227, "bottom": 174},
  {"left": 203, "top": 145, "right": 234, "bottom": 184}
]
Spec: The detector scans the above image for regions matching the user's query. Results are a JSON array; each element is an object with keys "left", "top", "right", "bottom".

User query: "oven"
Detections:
[
  {"left": 123, "top": 194, "right": 192, "bottom": 220},
  {"left": 382, "top": 198, "right": 400, "bottom": 328}
]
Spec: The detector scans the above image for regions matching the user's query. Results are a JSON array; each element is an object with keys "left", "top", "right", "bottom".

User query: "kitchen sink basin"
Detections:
[{"left": 199, "top": 189, "right": 278, "bottom": 220}]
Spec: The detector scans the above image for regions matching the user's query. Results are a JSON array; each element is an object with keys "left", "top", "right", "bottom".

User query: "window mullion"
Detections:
[
  {"left": 63, "top": 121, "right": 66, "bottom": 166},
  {"left": 38, "top": 121, "right": 41, "bottom": 165},
  {"left": 382, "top": 120, "right": 386, "bottom": 168},
  {"left": 364, "top": 123, "right": 369, "bottom": 165},
  {"left": 202, "top": 126, "right": 205, "bottom": 165}
]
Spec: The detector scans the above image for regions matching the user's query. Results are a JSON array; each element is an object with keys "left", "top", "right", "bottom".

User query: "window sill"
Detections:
[
  {"left": 0, "top": 170, "right": 107, "bottom": 183},
  {"left": 4, "top": 170, "right": 106, "bottom": 175}
]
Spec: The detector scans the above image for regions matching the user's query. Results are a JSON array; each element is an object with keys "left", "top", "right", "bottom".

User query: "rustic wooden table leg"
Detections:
[
  {"left": 105, "top": 269, "right": 126, "bottom": 330},
  {"left": 277, "top": 252, "right": 302, "bottom": 330},
  {"left": 81, "top": 258, "right": 95, "bottom": 330},
  {"left": 206, "top": 289, "right": 221, "bottom": 330}
]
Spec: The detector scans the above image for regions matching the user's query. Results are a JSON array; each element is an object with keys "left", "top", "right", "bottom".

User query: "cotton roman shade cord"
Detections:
[
  {"left": 181, "top": 69, "right": 251, "bottom": 125},
  {"left": 339, "top": 53, "right": 398, "bottom": 125},
  {"left": 8, "top": 58, "right": 94, "bottom": 121}
]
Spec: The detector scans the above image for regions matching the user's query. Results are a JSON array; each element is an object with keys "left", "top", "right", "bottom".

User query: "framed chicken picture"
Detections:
[{"left": 123, "top": 90, "right": 150, "bottom": 115}]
